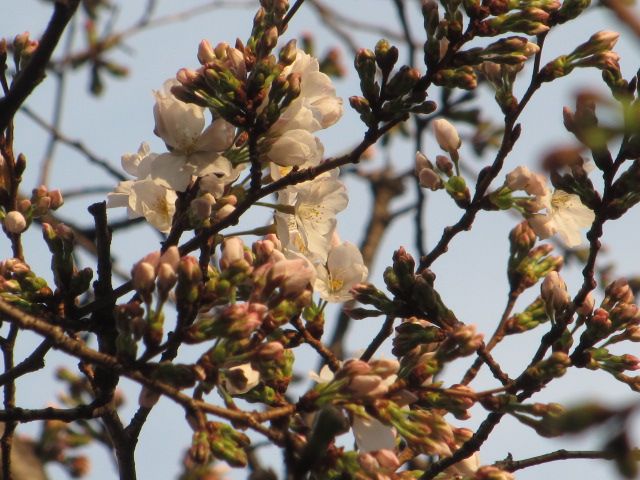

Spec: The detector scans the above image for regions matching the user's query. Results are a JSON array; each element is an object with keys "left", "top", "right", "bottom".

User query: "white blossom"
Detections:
[
  {"left": 223, "top": 363, "right": 260, "bottom": 395},
  {"left": 528, "top": 189, "right": 595, "bottom": 247},
  {"left": 315, "top": 241, "right": 368, "bottom": 302},
  {"left": 266, "top": 128, "right": 324, "bottom": 169},
  {"left": 151, "top": 79, "right": 235, "bottom": 191},
  {"left": 121, "top": 142, "right": 157, "bottom": 179},
  {"left": 308, "top": 364, "right": 335, "bottom": 384},
  {"left": 275, "top": 178, "right": 348, "bottom": 262},
  {"left": 505, "top": 165, "right": 549, "bottom": 197},
  {"left": 107, "top": 178, "right": 177, "bottom": 233},
  {"left": 274, "top": 50, "right": 343, "bottom": 133},
  {"left": 352, "top": 415, "right": 397, "bottom": 453}
]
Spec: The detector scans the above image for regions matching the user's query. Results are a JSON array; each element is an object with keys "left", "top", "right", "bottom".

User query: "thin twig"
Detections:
[
  {"left": 0, "top": 0, "right": 81, "bottom": 132},
  {"left": 360, "top": 316, "right": 396, "bottom": 362},
  {"left": 495, "top": 449, "right": 623, "bottom": 473}
]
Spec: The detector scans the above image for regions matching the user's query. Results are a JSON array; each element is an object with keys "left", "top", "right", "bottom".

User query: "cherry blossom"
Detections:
[
  {"left": 275, "top": 177, "right": 348, "bottom": 262},
  {"left": 274, "top": 49, "right": 343, "bottom": 133},
  {"left": 107, "top": 178, "right": 177, "bottom": 233},
  {"left": 528, "top": 189, "right": 595, "bottom": 247},
  {"left": 315, "top": 241, "right": 368, "bottom": 302},
  {"left": 151, "top": 79, "right": 236, "bottom": 191}
]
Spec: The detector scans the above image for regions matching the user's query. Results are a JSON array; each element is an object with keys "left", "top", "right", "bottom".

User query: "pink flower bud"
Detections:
[
  {"left": 220, "top": 237, "right": 246, "bottom": 269},
  {"left": 215, "top": 203, "right": 236, "bottom": 221},
  {"left": 374, "top": 449, "right": 400, "bottom": 470},
  {"left": 160, "top": 246, "right": 180, "bottom": 271},
  {"left": 357, "top": 453, "right": 379, "bottom": 473},
  {"left": 436, "top": 155, "right": 453, "bottom": 175},
  {"left": 337, "top": 359, "right": 372, "bottom": 378},
  {"left": 348, "top": 374, "right": 388, "bottom": 398},
  {"left": 419, "top": 168, "right": 443, "bottom": 190},
  {"left": 541, "top": 271, "right": 570, "bottom": 311},
  {"left": 49, "top": 189, "right": 64, "bottom": 209},
  {"left": 176, "top": 67, "right": 200, "bottom": 85},
  {"left": 191, "top": 194, "right": 215, "bottom": 220},
  {"left": 432, "top": 118, "right": 461, "bottom": 152},
  {"left": 255, "top": 341, "right": 285, "bottom": 361},
  {"left": 197, "top": 39, "right": 216, "bottom": 64},
  {"left": 576, "top": 292, "right": 595, "bottom": 315},
  {"left": 4, "top": 211, "right": 26, "bottom": 234},
  {"left": 156, "top": 263, "right": 178, "bottom": 299},
  {"left": 415, "top": 151, "right": 430, "bottom": 173},
  {"left": 17, "top": 199, "right": 31, "bottom": 213},
  {"left": 132, "top": 261, "right": 156, "bottom": 295}
]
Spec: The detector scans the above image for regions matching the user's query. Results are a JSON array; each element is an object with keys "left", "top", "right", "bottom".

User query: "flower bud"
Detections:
[
  {"left": 132, "top": 261, "right": 156, "bottom": 299},
  {"left": 4, "top": 211, "right": 27, "bottom": 234},
  {"left": 197, "top": 39, "right": 216, "bottom": 64},
  {"left": 432, "top": 118, "right": 461, "bottom": 152},
  {"left": 220, "top": 237, "right": 247, "bottom": 270},
  {"left": 215, "top": 203, "right": 236, "bottom": 222},
  {"left": 435, "top": 155, "right": 453, "bottom": 176},
  {"left": 374, "top": 449, "right": 400, "bottom": 470},
  {"left": 541, "top": 271, "right": 571, "bottom": 313},
  {"left": 49, "top": 189, "right": 64, "bottom": 210},
  {"left": 191, "top": 194, "right": 216, "bottom": 221}
]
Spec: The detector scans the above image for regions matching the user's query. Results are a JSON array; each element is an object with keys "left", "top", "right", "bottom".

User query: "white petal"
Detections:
[{"left": 352, "top": 415, "right": 396, "bottom": 453}]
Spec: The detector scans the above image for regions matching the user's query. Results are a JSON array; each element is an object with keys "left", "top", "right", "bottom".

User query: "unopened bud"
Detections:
[
  {"left": 432, "top": 118, "right": 461, "bottom": 152},
  {"left": 132, "top": 261, "right": 156, "bottom": 298},
  {"left": 191, "top": 193, "right": 216, "bottom": 221},
  {"left": 435, "top": 155, "right": 453, "bottom": 176},
  {"left": 541, "top": 271, "right": 571, "bottom": 314},
  {"left": 4, "top": 211, "right": 26, "bottom": 234},
  {"left": 197, "top": 39, "right": 216, "bottom": 64}
]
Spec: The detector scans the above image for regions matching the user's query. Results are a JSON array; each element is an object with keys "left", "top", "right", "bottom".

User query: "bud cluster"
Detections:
[
  {"left": 540, "top": 31, "right": 621, "bottom": 83},
  {"left": 190, "top": 422, "right": 251, "bottom": 468},
  {"left": 0, "top": 258, "right": 52, "bottom": 310},
  {"left": 350, "top": 39, "right": 435, "bottom": 128}
]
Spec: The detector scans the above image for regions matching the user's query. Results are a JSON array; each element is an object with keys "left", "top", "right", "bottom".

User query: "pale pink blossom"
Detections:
[
  {"left": 274, "top": 50, "right": 343, "bottom": 133},
  {"left": 107, "top": 178, "right": 177, "bottom": 233},
  {"left": 528, "top": 189, "right": 595, "bottom": 247},
  {"left": 151, "top": 79, "right": 235, "bottom": 191},
  {"left": 266, "top": 129, "right": 324, "bottom": 168},
  {"left": 267, "top": 258, "right": 316, "bottom": 297},
  {"left": 315, "top": 241, "right": 368, "bottom": 302}
]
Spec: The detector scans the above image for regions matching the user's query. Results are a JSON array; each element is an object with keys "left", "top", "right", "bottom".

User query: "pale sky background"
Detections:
[{"left": 1, "top": 1, "right": 640, "bottom": 479}]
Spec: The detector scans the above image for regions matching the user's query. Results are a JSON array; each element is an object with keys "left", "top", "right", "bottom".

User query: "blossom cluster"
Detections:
[{"left": 107, "top": 44, "right": 368, "bottom": 303}]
